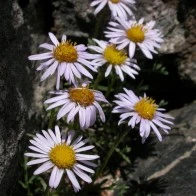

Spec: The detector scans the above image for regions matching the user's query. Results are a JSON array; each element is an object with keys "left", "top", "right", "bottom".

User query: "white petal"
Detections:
[
  {"left": 28, "top": 53, "right": 52, "bottom": 60},
  {"left": 24, "top": 152, "right": 48, "bottom": 158},
  {"left": 129, "top": 42, "right": 136, "bottom": 58},
  {"left": 75, "top": 63, "right": 93, "bottom": 79},
  {"left": 61, "top": 34, "right": 67, "bottom": 42},
  {"left": 105, "top": 64, "right": 113, "bottom": 77},
  {"left": 34, "top": 161, "right": 54, "bottom": 175},
  {"left": 42, "top": 130, "right": 55, "bottom": 146},
  {"left": 73, "top": 139, "right": 89, "bottom": 150},
  {"left": 94, "top": 0, "right": 107, "bottom": 15},
  {"left": 39, "top": 43, "right": 54, "bottom": 50},
  {"left": 49, "top": 32, "right": 59, "bottom": 46},
  {"left": 66, "top": 169, "right": 81, "bottom": 192},
  {"left": 46, "top": 99, "right": 69, "bottom": 110},
  {"left": 79, "top": 107, "right": 86, "bottom": 128},
  {"left": 41, "top": 61, "right": 58, "bottom": 81},
  {"left": 49, "top": 166, "right": 58, "bottom": 188},
  {"left": 28, "top": 146, "right": 47, "bottom": 154},
  {"left": 85, "top": 107, "right": 91, "bottom": 128},
  {"left": 75, "top": 163, "right": 94, "bottom": 173},
  {"left": 93, "top": 101, "right": 105, "bottom": 122},
  {"left": 29, "top": 139, "right": 50, "bottom": 151},
  {"left": 45, "top": 93, "right": 69, "bottom": 104},
  {"left": 67, "top": 106, "right": 80, "bottom": 123},
  {"left": 57, "top": 102, "right": 75, "bottom": 120},
  {"left": 79, "top": 160, "right": 98, "bottom": 168},
  {"left": 76, "top": 154, "right": 99, "bottom": 160},
  {"left": 149, "top": 121, "right": 162, "bottom": 141},
  {"left": 75, "top": 145, "right": 94, "bottom": 153},
  {"left": 36, "top": 58, "right": 55, "bottom": 71},
  {"left": 27, "top": 158, "right": 49, "bottom": 166},
  {"left": 66, "top": 130, "right": 75, "bottom": 145},
  {"left": 48, "top": 129, "right": 59, "bottom": 144},
  {"left": 89, "top": 106, "right": 96, "bottom": 126},
  {"left": 71, "top": 135, "right": 83, "bottom": 146},
  {"left": 139, "top": 44, "right": 153, "bottom": 59},
  {"left": 73, "top": 167, "right": 92, "bottom": 183},
  {"left": 53, "top": 168, "right": 64, "bottom": 188},
  {"left": 55, "top": 126, "right": 61, "bottom": 143}
]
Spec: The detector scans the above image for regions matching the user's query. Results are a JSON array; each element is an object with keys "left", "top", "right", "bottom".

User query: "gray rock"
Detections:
[
  {"left": 132, "top": 102, "right": 196, "bottom": 195},
  {"left": 136, "top": 0, "right": 196, "bottom": 84},
  {"left": 0, "top": 0, "right": 34, "bottom": 194}
]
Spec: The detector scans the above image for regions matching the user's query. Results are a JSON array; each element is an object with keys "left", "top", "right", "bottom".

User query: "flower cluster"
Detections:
[{"left": 26, "top": 0, "right": 174, "bottom": 193}]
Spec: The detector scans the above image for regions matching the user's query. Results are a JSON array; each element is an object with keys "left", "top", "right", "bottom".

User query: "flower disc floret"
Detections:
[
  {"left": 69, "top": 88, "right": 95, "bottom": 107},
  {"left": 53, "top": 41, "right": 78, "bottom": 62},
  {"left": 134, "top": 98, "right": 158, "bottom": 120},
  {"left": 126, "top": 25, "right": 145, "bottom": 43},
  {"left": 103, "top": 45, "right": 127, "bottom": 65},
  {"left": 49, "top": 144, "right": 76, "bottom": 169},
  {"left": 110, "top": 0, "right": 120, "bottom": 3}
]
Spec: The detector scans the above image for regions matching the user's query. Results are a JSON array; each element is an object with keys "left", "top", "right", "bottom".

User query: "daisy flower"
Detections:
[
  {"left": 112, "top": 88, "right": 174, "bottom": 143},
  {"left": 45, "top": 82, "right": 108, "bottom": 129},
  {"left": 25, "top": 126, "right": 99, "bottom": 192},
  {"left": 89, "top": 39, "right": 140, "bottom": 81},
  {"left": 104, "top": 17, "right": 164, "bottom": 59},
  {"left": 28, "top": 32, "right": 98, "bottom": 89},
  {"left": 90, "top": 0, "right": 135, "bottom": 20}
]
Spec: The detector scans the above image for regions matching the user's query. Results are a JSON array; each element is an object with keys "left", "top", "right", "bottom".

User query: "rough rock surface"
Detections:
[
  {"left": 0, "top": 0, "right": 196, "bottom": 195},
  {"left": 132, "top": 102, "right": 196, "bottom": 195},
  {"left": 136, "top": 0, "right": 196, "bottom": 84},
  {"left": 0, "top": 0, "right": 34, "bottom": 195}
]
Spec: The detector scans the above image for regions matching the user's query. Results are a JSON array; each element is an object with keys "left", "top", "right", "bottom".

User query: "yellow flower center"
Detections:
[
  {"left": 134, "top": 98, "right": 158, "bottom": 120},
  {"left": 49, "top": 143, "right": 76, "bottom": 169},
  {"left": 126, "top": 25, "right": 145, "bottom": 43},
  {"left": 110, "top": 0, "right": 120, "bottom": 3},
  {"left": 69, "top": 87, "right": 95, "bottom": 107},
  {"left": 103, "top": 45, "right": 127, "bottom": 65},
  {"left": 53, "top": 41, "right": 78, "bottom": 63}
]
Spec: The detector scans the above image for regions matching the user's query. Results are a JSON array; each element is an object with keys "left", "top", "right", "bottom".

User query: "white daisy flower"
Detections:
[
  {"left": 45, "top": 82, "right": 108, "bottom": 129},
  {"left": 25, "top": 126, "right": 99, "bottom": 192},
  {"left": 112, "top": 88, "right": 174, "bottom": 143},
  {"left": 89, "top": 39, "right": 140, "bottom": 81},
  {"left": 28, "top": 32, "right": 98, "bottom": 89},
  {"left": 104, "top": 17, "right": 164, "bottom": 59},
  {"left": 90, "top": 0, "right": 135, "bottom": 20}
]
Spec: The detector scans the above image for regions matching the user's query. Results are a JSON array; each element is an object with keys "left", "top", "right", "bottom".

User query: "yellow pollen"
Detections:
[
  {"left": 69, "top": 87, "right": 94, "bottom": 107},
  {"left": 110, "top": 0, "right": 120, "bottom": 3},
  {"left": 103, "top": 45, "right": 127, "bottom": 65},
  {"left": 49, "top": 143, "right": 76, "bottom": 169},
  {"left": 53, "top": 41, "right": 78, "bottom": 62},
  {"left": 126, "top": 24, "right": 145, "bottom": 43},
  {"left": 134, "top": 98, "right": 158, "bottom": 120}
]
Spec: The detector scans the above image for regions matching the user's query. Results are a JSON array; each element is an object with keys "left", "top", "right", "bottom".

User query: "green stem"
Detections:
[
  {"left": 95, "top": 128, "right": 129, "bottom": 179},
  {"left": 48, "top": 110, "right": 56, "bottom": 129},
  {"left": 105, "top": 73, "right": 116, "bottom": 97},
  {"left": 45, "top": 186, "right": 53, "bottom": 196},
  {"left": 93, "top": 71, "right": 104, "bottom": 90}
]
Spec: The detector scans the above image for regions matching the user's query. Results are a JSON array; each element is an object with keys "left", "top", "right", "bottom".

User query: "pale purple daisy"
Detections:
[
  {"left": 25, "top": 126, "right": 99, "bottom": 192},
  {"left": 105, "top": 17, "right": 164, "bottom": 59},
  {"left": 112, "top": 88, "right": 174, "bottom": 143},
  {"left": 28, "top": 32, "right": 98, "bottom": 89},
  {"left": 45, "top": 82, "right": 108, "bottom": 129},
  {"left": 90, "top": 0, "right": 135, "bottom": 20},
  {"left": 88, "top": 39, "right": 140, "bottom": 81}
]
